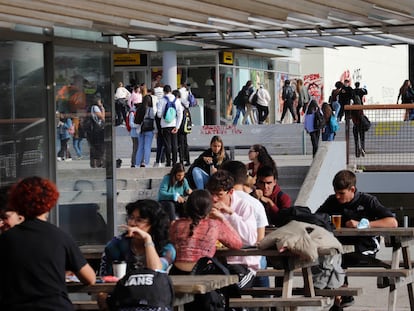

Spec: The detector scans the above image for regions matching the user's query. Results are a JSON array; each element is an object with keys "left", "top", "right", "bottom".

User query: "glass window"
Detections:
[
  {"left": 54, "top": 46, "right": 112, "bottom": 245},
  {"left": 0, "top": 41, "right": 49, "bottom": 185}
]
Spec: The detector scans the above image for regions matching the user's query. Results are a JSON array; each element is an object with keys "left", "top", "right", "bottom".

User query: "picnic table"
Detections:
[
  {"left": 334, "top": 227, "right": 414, "bottom": 311},
  {"left": 68, "top": 274, "right": 239, "bottom": 311}
]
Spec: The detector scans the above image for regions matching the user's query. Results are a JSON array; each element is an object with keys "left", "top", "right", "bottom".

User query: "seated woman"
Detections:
[
  {"left": 99, "top": 199, "right": 175, "bottom": 276},
  {"left": 246, "top": 144, "right": 277, "bottom": 178},
  {"left": 158, "top": 163, "right": 192, "bottom": 221},
  {"left": 169, "top": 189, "right": 242, "bottom": 274},
  {"left": 188, "top": 135, "right": 230, "bottom": 189}
]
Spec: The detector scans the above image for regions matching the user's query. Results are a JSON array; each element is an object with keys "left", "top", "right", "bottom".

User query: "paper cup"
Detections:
[{"left": 112, "top": 261, "right": 127, "bottom": 278}]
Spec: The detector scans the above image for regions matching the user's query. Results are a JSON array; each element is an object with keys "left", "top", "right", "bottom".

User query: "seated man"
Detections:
[
  {"left": 254, "top": 165, "right": 292, "bottom": 225},
  {"left": 206, "top": 170, "right": 259, "bottom": 287},
  {"left": 317, "top": 169, "right": 398, "bottom": 311}
]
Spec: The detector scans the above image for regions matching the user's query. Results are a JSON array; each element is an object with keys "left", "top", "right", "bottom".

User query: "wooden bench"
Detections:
[
  {"left": 229, "top": 297, "right": 332, "bottom": 308},
  {"left": 72, "top": 300, "right": 99, "bottom": 310},
  {"left": 241, "top": 286, "right": 363, "bottom": 297},
  {"left": 256, "top": 268, "right": 411, "bottom": 278}
]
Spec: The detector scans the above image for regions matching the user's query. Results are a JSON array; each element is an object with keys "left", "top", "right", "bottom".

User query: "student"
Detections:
[
  {"left": 206, "top": 170, "right": 259, "bottom": 278},
  {"left": 0, "top": 176, "right": 96, "bottom": 310},
  {"left": 254, "top": 165, "right": 291, "bottom": 226},
  {"left": 158, "top": 163, "right": 192, "bottom": 221},
  {"left": 188, "top": 135, "right": 230, "bottom": 189},
  {"left": 169, "top": 189, "right": 242, "bottom": 274},
  {"left": 304, "top": 99, "right": 322, "bottom": 157},
  {"left": 317, "top": 170, "right": 397, "bottom": 310}
]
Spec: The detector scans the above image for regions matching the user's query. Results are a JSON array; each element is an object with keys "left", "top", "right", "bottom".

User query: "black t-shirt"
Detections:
[
  {"left": 0, "top": 218, "right": 88, "bottom": 311},
  {"left": 317, "top": 191, "right": 394, "bottom": 253}
]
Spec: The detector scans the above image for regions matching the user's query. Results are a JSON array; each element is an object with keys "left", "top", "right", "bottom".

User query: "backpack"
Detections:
[
  {"left": 163, "top": 96, "right": 177, "bottom": 123},
  {"left": 125, "top": 110, "right": 135, "bottom": 132},
  {"left": 353, "top": 94, "right": 362, "bottom": 105},
  {"left": 186, "top": 257, "right": 240, "bottom": 311},
  {"left": 188, "top": 91, "right": 197, "bottom": 107},
  {"left": 107, "top": 267, "right": 174, "bottom": 311},
  {"left": 134, "top": 103, "right": 146, "bottom": 125},
  {"left": 250, "top": 90, "right": 259, "bottom": 106},
  {"left": 329, "top": 115, "right": 340, "bottom": 132},
  {"left": 180, "top": 108, "right": 192, "bottom": 134},
  {"left": 314, "top": 108, "right": 325, "bottom": 130},
  {"left": 283, "top": 86, "right": 296, "bottom": 102}
]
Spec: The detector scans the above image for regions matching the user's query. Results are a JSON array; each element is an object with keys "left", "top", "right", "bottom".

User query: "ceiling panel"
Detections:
[{"left": 0, "top": 0, "right": 413, "bottom": 50}]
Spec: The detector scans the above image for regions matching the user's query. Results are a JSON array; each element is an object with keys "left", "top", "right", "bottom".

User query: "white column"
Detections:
[{"left": 163, "top": 51, "right": 177, "bottom": 89}]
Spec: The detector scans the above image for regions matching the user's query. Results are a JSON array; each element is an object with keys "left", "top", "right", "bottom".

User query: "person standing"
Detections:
[
  {"left": 0, "top": 176, "right": 96, "bottom": 310},
  {"left": 329, "top": 81, "right": 343, "bottom": 119},
  {"left": 337, "top": 79, "right": 354, "bottom": 122},
  {"left": 397, "top": 79, "right": 414, "bottom": 121},
  {"left": 152, "top": 85, "right": 166, "bottom": 167},
  {"left": 156, "top": 85, "right": 183, "bottom": 167},
  {"left": 136, "top": 95, "right": 155, "bottom": 167},
  {"left": 304, "top": 99, "right": 322, "bottom": 157},
  {"left": 242, "top": 81, "right": 256, "bottom": 125},
  {"left": 351, "top": 101, "right": 366, "bottom": 158},
  {"left": 296, "top": 79, "right": 310, "bottom": 123},
  {"left": 280, "top": 79, "right": 297, "bottom": 123},
  {"left": 178, "top": 84, "right": 191, "bottom": 166},
  {"left": 252, "top": 84, "right": 271, "bottom": 124},
  {"left": 317, "top": 170, "right": 397, "bottom": 310},
  {"left": 114, "top": 82, "right": 131, "bottom": 126},
  {"left": 88, "top": 97, "right": 105, "bottom": 168},
  {"left": 128, "top": 102, "right": 140, "bottom": 167},
  {"left": 322, "top": 102, "right": 335, "bottom": 141},
  {"left": 353, "top": 82, "right": 367, "bottom": 105},
  {"left": 56, "top": 112, "right": 73, "bottom": 162}
]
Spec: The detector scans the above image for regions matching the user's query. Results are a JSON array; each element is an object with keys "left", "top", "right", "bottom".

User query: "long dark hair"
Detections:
[
  {"left": 142, "top": 94, "right": 153, "bottom": 108},
  {"left": 185, "top": 190, "right": 212, "bottom": 237},
  {"left": 168, "top": 163, "right": 185, "bottom": 188},
  {"left": 125, "top": 199, "right": 170, "bottom": 254}
]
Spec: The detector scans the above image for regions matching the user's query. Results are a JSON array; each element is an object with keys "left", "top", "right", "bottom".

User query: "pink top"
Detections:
[{"left": 170, "top": 217, "right": 242, "bottom": 263}]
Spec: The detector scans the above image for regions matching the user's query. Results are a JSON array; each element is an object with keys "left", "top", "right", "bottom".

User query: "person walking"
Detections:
[
  {"left": 280, "top": 79, "right": 297, "bottom": 123},
  {"left": 397, "top": 79, "right": 414, "bottom": 121},
  {"left": 304, "top": 99, "right": 322, "bottom": 157},
  {"left": 233, "top": 81, "right": 252, "bottom": 125},
  {"left": 296, "top": 79, "right": 310, "bottom": 123},
  {"left": 337, "top": 79, "right": 354, "bottom": 122},
  {"left": 252, "top": 84, "right": 271, "bottom": 124}
]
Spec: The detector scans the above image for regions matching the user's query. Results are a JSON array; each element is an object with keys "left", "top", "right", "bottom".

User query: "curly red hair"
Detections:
[{"left": 8, "top": 176, "right": 59, "bottom": 219}]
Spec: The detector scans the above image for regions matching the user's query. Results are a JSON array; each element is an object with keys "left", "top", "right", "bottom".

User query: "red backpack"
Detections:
[{"left": 125, "top": 110, "right": 135, "bottom": 132}]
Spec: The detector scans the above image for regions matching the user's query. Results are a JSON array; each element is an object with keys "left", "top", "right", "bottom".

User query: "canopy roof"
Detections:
[{"left": 1, "top": 0, "right": 414, "bottom": 50}]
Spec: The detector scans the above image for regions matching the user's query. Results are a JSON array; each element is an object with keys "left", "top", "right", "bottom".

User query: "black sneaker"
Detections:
[{"left": 340, "top": 296, "right": 355, "bottom": 308}]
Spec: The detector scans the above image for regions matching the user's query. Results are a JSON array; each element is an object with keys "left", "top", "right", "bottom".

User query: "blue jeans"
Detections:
[
  {"left": 136, "top": 131, "right": 154, "bottom": 167},
  {"left": 233, "top": 106, "right": 245, "bottom": 125},
  {"left": 192, "top": 167, "right": 210, "bottom": 189},
  {"left": 73, "top": 137, "right": 83, "bottom": 157}
]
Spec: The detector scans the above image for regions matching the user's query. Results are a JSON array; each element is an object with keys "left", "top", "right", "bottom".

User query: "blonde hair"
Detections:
[{"left": 210, "top": 135, "right": 226, "bottom": 164}]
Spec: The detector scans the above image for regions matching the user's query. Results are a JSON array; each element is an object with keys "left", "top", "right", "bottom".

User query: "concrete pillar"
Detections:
[{"left": 163, "top": 51, "right": 177, "bottom": 89}]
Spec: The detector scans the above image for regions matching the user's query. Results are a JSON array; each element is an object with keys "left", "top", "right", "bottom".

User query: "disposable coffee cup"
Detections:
[
  {"left": 112, "top": 261, "right": 127, "bottom": 278},
  {"left": 332, "top": 215, "right": 342, "bottom": 229}
]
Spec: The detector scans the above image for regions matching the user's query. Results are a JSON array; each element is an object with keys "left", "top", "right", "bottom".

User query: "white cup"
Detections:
[{"left": 112, "top": 261, "right": 127, "bottom": 278}]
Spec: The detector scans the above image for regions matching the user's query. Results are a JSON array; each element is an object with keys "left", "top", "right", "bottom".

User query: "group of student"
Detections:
[{"left": 0, "top": 140, "right": 398, "bottom": 311}]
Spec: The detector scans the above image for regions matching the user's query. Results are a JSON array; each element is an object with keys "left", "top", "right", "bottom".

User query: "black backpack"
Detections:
[
  {"left": 185, "top": 257, "right": 240, "bottom": 311},
  {"left": 107, "top": 267, "right": 174, "bottom": 311},
  {"left": 313, "top": 108, "right": 325, "bottom": 130}
]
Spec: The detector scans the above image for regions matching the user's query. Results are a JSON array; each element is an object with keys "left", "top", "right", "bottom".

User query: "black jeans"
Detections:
[
  {"left": 256, "top": 104, "right": 269, "bottom": 124},
  {"left": 161, "top": 127, "right": 178, "bottom": 166},
  {"left": 177, "top": 132, "right": 190, "bottom": 164}
]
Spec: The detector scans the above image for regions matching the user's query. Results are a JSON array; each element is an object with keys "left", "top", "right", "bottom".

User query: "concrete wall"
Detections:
[{"left": 295, "top": 141, "right": 347, "bottom": 212}]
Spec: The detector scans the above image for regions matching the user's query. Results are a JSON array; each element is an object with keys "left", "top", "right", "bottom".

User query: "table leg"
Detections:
[
  {"left": 282, "top": 269, "right": 294, "bottom": 298},
  {"left": 388, "top": 247, "right": 401, "bottom": 311},
  {"left": 302, "top": 267, "right": 316, "bottom": 297},
  {"left": 402, "top": 246, "right": 414, "bottom": 310}
]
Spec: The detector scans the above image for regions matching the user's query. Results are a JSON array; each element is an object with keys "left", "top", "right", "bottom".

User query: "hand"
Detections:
[
  {"left": 209, "top": 208, "right": 224, "bottom": 221},
  {"left": 255, "top": 189, "right": 264, "bottom": 200},
  {"left": 177, "top": 196, "right": 185, "bottom": 204},
  {"left": 213, "top": 201, "right": 233, "bottom": 215},
  {"left": 119, "top": 224, "right": 151, "bottom": 242},
  {"left": 171, "top": 128, "right": 178, "bottom": 134},
  {"left": 345, "top": 219, "right": 359, "bottom": 228},
  {"left": 203, "top": 157, "right": 213, "bottom": 164}
]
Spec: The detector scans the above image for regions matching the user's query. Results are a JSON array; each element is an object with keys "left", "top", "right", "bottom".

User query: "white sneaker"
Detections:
[
  {"left": 57, "top": 157, "right": 63, "bottom": 162},
  {"left": 65, "top": 158, "right": 73, "bottom": 162}
]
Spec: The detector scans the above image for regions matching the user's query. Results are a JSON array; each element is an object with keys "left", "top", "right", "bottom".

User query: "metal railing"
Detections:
[{"left": 344, "top": 104, "right": 414, "bottom": 171}]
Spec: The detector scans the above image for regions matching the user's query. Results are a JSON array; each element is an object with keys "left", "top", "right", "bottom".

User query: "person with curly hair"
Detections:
[
  {"left": 188, "top": 135, "right": 230, "bottom": 189},
  {"left": 169, "top": 189, "right": 242, "bottom": 274},
  {"left": 0, "top": 176, "right": 96, "bottom": 311},
  {"left": 158, "top": 163, "right": 192, "bottom": 221},
  {"left": 99, "top": 199, "right": 175, "bottom": 276}
]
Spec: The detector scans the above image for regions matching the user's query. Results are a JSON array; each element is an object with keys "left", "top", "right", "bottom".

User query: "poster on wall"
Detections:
[{"left": 304, "top": 73, "right": 324, "bottom": 105}]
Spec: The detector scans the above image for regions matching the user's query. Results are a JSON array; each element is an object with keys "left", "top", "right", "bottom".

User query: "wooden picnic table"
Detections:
[
  {"left": 68, "top": 274, "right": 239, "bottom": 311},
  {"left": 334, "top": 227, "right": 414, "bottom": 311}
]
